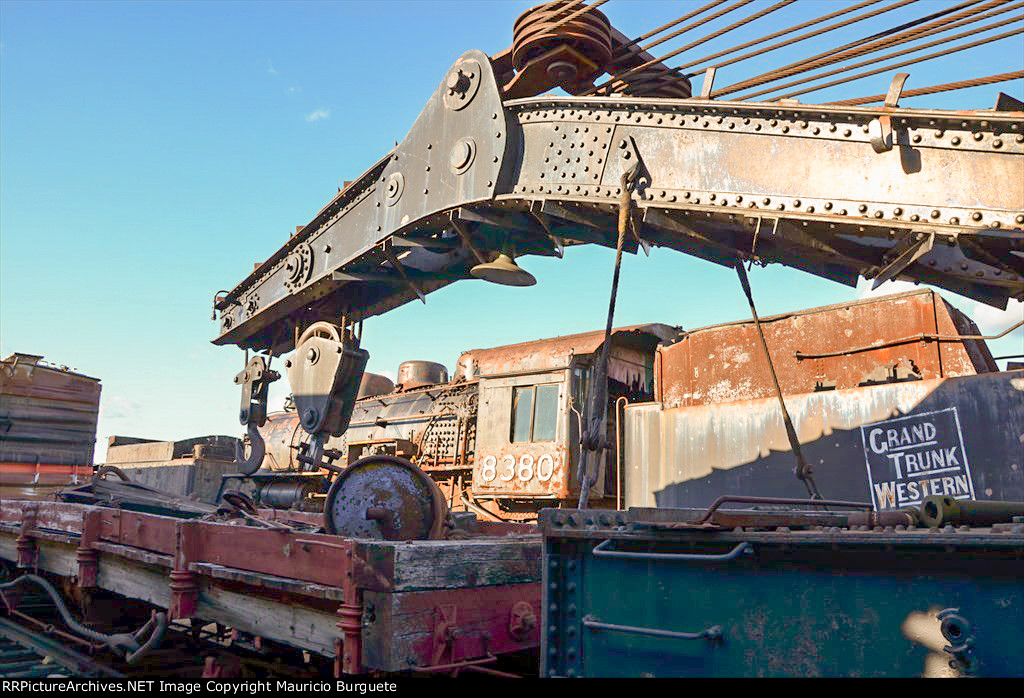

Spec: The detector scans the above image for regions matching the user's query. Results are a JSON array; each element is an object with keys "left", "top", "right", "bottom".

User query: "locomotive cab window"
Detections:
[{"left": 511, "top": 384, "right": 559, "bottom": 442}]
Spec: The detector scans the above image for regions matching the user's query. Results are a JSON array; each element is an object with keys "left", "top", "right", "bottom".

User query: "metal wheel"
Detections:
[
  {"left": 512, "top": 1, "right": 613, "bottom": 74},
  {"left": 323, "top": 455, "right": 449, "bottom": 540},
  {"left": 296, "top": 321, "right": 341, "bottom": 346}
]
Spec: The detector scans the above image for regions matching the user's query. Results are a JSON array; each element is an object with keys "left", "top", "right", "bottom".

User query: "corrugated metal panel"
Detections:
[{"left": 624, "top": 371, "right": 1024, "bottom": 509}]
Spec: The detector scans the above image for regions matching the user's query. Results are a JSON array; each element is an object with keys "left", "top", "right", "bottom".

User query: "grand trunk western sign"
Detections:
[{"left": 860, "top": 408, "right": 976, "bottom": 510}]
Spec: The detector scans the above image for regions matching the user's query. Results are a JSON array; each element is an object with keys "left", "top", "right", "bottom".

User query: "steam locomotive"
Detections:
[{"left": 221, "top": 324, "right": 676, "bottom": 520}]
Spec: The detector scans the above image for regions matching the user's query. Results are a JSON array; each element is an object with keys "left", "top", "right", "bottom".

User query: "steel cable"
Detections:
[
  {"left": 674, "top": 0, "right": 888, "bottom": 76},
  {"left": 523, "top": 0, "right": 608, "bottom": 34},
  {"left": 829, "top": 70, "right": 1024, "bottom": 104},
  {"left": 606, "top": 0, "right": 753, "bottom": 68},
  {"left": 621, "top": 0, "right": 733, "bottom": 45},
  {"left": 584, "top": 0, "right": 794, "bottom": 96},
  {"left": 591, "top": 0, "right": 915, "bottom": 96},
  {"left": 712, "top": 0, "right": 986, "bottom": 98},
  {"left": 765, "top": 20, "right": 1024, "bottom": 101},
  {"left": 743, "top": 1, "right": 1023, "bottom": 100}
]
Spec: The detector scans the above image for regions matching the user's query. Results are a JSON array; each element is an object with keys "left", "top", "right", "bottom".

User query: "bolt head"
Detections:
[{"left": 303, "top": 408, "right": 318, "bottom": 427}]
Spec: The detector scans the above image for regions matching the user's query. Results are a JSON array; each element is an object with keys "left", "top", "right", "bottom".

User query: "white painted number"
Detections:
[
  {"left": 479, "top": 453, "right": 558, "bottom": 483},
  {"left": 499, "top": 455, "right": 516, "bottom": 481},
  {"left": 517, "top": 455, "right": 534, "bottom": 481},
  {"left": 537, "top": 454, "right": 554, "bottom": 481},
  {"left": 481, "top": 455, "right": 496, "bottom": 481}
]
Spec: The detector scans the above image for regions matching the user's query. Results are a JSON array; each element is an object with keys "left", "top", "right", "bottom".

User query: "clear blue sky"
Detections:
[{"left": 1, "top": 1, "right": 1021, "bottom": 462}]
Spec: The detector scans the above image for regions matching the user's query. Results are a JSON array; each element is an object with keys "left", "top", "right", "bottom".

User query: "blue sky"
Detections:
[{"left": 1, "top": 0, "right": 1022, "bottom": 462}]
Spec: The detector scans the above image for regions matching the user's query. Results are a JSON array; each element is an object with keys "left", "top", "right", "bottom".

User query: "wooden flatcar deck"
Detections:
[{"left": 0, "top": 500, "right": 541, "bottom": 675}]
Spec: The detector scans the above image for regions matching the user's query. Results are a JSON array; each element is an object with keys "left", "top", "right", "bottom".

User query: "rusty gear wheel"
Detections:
[{"left": 512, "top": 0, "right": 613, "bottom": 74}]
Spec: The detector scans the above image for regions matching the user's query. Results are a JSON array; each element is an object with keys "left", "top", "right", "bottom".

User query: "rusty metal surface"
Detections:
[
  {"left": 323, "top": 455, "right": 448, "bottom": 539},
  {"left": 362, "top": 583, "right": 540, "bottom": 673},
  {"left": 470, "top": 324, "right": 670, "bottom": 501},
  {"left": 357, "top": 372, "right": 395, "bottom": 399},
  {"left": 1, "top": 354, "right": 101, "bottom": 496},
  {"left": 459, "top": 323, "right": 676, "bottom": 378},
  {"left": 624, "top": 370, "right": 1024, "bottom": 510},
  {"left": 655, "top": 289, "right": 994, "bottom": 409},
  {"left": 396, "top": 361, "right": 449, "bottom": 390}
]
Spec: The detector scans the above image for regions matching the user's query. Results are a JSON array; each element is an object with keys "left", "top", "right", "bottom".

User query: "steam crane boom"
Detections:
[
  {"left": 211, "top": 2, "right": 1023, "bottom": 482},
  {"left": 212, "top": 6, "right": 1023, "bottom": 357}
]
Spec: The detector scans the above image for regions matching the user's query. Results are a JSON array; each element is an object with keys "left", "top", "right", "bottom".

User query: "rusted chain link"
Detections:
[{"left": 829, "top": 70, "right": 1024, "bottom": 104}]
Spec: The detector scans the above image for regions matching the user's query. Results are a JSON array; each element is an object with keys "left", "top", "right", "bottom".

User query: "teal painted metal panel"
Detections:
[{"left": 542, "top": 508, "right": 1024, "bottom": 677}]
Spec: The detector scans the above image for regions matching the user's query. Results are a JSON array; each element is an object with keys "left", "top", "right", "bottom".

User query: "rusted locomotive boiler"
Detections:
[{"left": 224, "top": 324, "right": 676, "bottom": 520}]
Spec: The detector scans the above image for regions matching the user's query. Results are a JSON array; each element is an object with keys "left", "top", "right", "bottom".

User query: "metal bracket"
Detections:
[
  {"left": 869, "top": 73, "right": 910, "bottom": 153},
  {"left": 432, "top": 604, "right": 458, "bottom": 666},
  {"left": 700, "top": 66, "right": 717, "bottom": 99},
  {"left": 871, "top": 231, "right": 934, "bottom": 289},
  {"left": 380, "top": 243, "right": 426, "bottom": 304},
  {"left": 884, "top": 72, "right": 910, "bottom": 107}
]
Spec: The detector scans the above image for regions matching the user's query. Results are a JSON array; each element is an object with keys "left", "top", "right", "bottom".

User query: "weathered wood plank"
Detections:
[
  {"left": 95, "top": 555, "right": 172, "bottom": 608},
  {"left": 356, "top": 535, "right": 542, "bottom": 592},
  {"left": 0, "top": 536, "right": 78, "bottom": 577},
  {"left": 195, "top": 582, "right": 341, "bottom": 657},
  {"left": 190, "top": 562, "right": 346, "bottom": 601},
  {"left": 35, "top": 540, "right": 78, "bottom": 577},
  {"left": 93, "top": 541, "right": 172, "bottom": 568}
]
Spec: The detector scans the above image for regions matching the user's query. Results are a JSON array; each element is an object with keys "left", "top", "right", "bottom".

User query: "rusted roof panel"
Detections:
[
  {"left": 458, "top": 323, "right": 679, "bottom": 378},
  {"left": 656, "top": 290, "right": 995, "bottom": 409}
]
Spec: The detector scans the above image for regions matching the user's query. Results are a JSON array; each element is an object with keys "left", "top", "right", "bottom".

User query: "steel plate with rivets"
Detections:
[{"left": 215, "top": 48, "right": 1023, "bottom": 355}]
